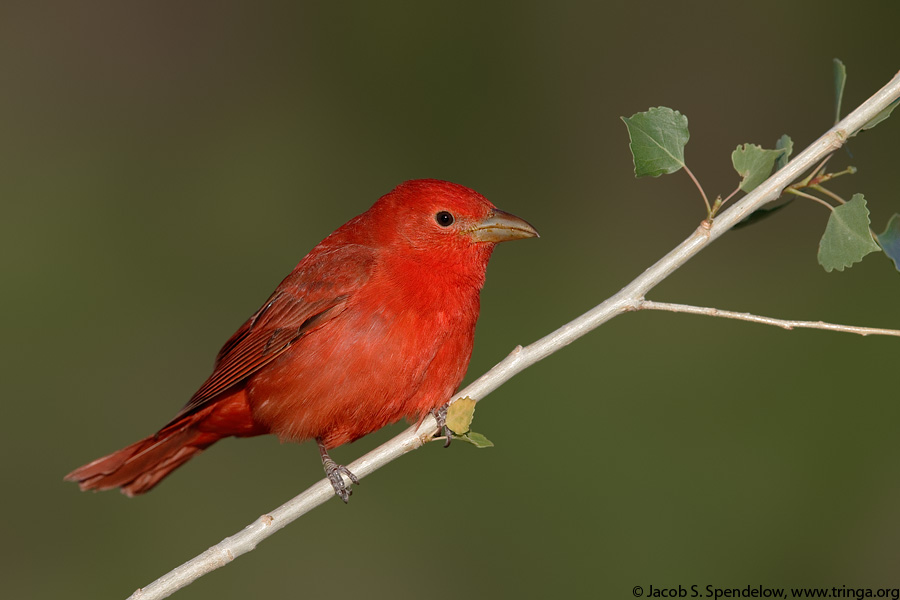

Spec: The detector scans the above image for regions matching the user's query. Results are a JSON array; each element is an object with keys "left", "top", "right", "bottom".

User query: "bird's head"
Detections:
[{"left": 368, "top": 179, "right": 538, "bottom": 256}]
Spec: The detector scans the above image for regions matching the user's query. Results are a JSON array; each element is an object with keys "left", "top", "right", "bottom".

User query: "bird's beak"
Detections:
[{"left": 469, "top": 209, "right": 539, "bottom": 243}]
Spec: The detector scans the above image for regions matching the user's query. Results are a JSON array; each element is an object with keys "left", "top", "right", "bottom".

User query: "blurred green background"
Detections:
[{"left": 3, "top": 1, "right": 899, "bottom": 598}]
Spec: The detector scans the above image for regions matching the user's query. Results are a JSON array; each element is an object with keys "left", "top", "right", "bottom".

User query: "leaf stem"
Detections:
[
  {"left": 794, "top": 153, "right": 834, "bottom": 188},
  {"left": 716, "top": 185, "right": 743, "bottom": 214},
  {"left": 813, "top": 153, "right": 834, "bottom": 179},
  {"left": 809, "top": 185, "right": 847, "bottom": 206},
  {"left": 811, "top": 153, "right": 834, "bottom": 182},
  {"left": 682, "top": 164, "right": 711, "bottom": 215},
  {"left": 785, "top": 188, "right": 835, "bottom": 211}
]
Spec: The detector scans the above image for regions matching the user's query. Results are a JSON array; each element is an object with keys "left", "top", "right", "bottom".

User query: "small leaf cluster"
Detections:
[
  {"left": 620, "top": 59, "right": 899, "bottom": 273},
  {"left": 444, "top": 397, "right": 494, "bottom": 448}
]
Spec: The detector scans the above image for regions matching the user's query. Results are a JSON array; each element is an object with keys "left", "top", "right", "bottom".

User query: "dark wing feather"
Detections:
[{"left": 170, "top": 243, "right": 375, "bottom": 421}]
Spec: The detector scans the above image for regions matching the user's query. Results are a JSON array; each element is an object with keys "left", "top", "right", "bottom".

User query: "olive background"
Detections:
[{"left": 3, "top": 2, "right": 899, "bottom": 599}]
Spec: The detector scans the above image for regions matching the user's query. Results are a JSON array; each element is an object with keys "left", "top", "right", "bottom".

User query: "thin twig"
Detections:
[
  {"left": 638, "top": 301, "right": 900, "bottom": 337},
  {"left": 809, "top": 165, "right": 856, "bottom": 186},
  {"left": 126, "top": 69, "right": 900, "bottom": 600}
]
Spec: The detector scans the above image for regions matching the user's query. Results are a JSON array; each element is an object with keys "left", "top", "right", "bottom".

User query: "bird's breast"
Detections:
[{"left": 245, "top": 270, "right": 481, "bottom": 448}]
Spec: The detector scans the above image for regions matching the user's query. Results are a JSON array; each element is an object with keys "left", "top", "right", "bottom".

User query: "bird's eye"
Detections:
[{"left": 435, "top": 211, "right": 454, "bottom": 227}]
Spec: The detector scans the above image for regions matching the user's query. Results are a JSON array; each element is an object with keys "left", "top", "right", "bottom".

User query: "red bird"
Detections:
[{"left": 66, "top": 179, "right": 538, "bottom": 502}]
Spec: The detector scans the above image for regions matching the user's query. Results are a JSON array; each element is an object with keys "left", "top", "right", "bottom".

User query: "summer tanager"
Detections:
[{"left": 65, "top": 179, "right": 538, "bottom": 501}]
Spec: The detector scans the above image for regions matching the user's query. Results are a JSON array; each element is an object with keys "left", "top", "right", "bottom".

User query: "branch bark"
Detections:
[
  {"left": 637, "top": 300, "right": 900, "bottom": 337},
  {"left": 127, "top": 69, "right": 900, "bottom": 600}
]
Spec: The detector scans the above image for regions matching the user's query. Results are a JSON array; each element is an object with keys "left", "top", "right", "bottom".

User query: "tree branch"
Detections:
[
  {"left": 127, "top": 69, "right": 900, "bottom": 600},
  {"left": 637, "top": 300, "right": 900, "bottom": 337}
]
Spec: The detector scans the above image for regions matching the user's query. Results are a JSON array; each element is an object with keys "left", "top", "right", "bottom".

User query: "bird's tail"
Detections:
[
  {"left": 65, "top": 390, "right": 261, "bottom": 496},
  {"left": 64, "top": 412, "right": 224, "bottom": 496}
]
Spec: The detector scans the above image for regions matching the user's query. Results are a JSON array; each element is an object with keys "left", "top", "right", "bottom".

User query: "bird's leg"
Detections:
[
  {"left": 317, "top": 439, "right": 359, "bottom": 503},
  {"left": 432, "top": 403, "right": 452, "bottom": 448}
]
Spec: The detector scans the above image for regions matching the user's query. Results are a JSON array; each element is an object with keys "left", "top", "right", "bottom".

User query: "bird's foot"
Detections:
[
  {"left": 324, "top": 460, "right": 359, "bottom": 503},
  {"left": 317, "top": 440, "right": 359, "bottom": 503},
  {"left": 432, "top": 403, "right": 452, "bottom": 448}
]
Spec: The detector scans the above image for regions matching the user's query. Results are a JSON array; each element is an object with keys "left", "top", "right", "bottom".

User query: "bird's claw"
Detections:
[
  {"left": 317, "top": 438, "right": 359, "bottom": 503},
  {"left": 432, "top": 403, "right": 452, "bottom": 448},
  {"left": 323, "top": 458, "right": 359, "bottom": 503}
]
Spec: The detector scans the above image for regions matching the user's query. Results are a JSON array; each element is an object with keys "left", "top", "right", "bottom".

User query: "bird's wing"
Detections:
[{"left": 170, "top": 243, "right": 376, "bottom": 420}]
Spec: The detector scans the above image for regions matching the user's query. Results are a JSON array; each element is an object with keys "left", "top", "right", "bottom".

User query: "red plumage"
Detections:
[{"left": 65, "top": 179, "right": 537, "bottom": 499}]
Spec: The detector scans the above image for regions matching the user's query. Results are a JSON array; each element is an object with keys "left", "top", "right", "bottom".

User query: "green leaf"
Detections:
[
  {"left": 733, "top": 135, "right": 795, "bottom": 229},
  {"left": 731, "top": 144, "right": 786, "bottom": 192},
  {"left": 774, "top": 134, "right": 793, "bottom": 172},
  {"left": 876, "top": 213, "right": 900, "bottom": 272},
  {"left": 621, "top": 107, "right": 690, "bottom": 177},
  {"left": 456, "top": 432, "right": 494, "bottom": 448},
  {"left": 445, "top": 397, "right": 476, "bottom": 435},
  {"left": 833, "top": 58, "right": 846, "bottom": 124},
  {"left": 817, "top": 194, "right": 881, "bottom": 272},
  {"left": 861, "top": 98, "right": 899, "bottom": 131}
]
